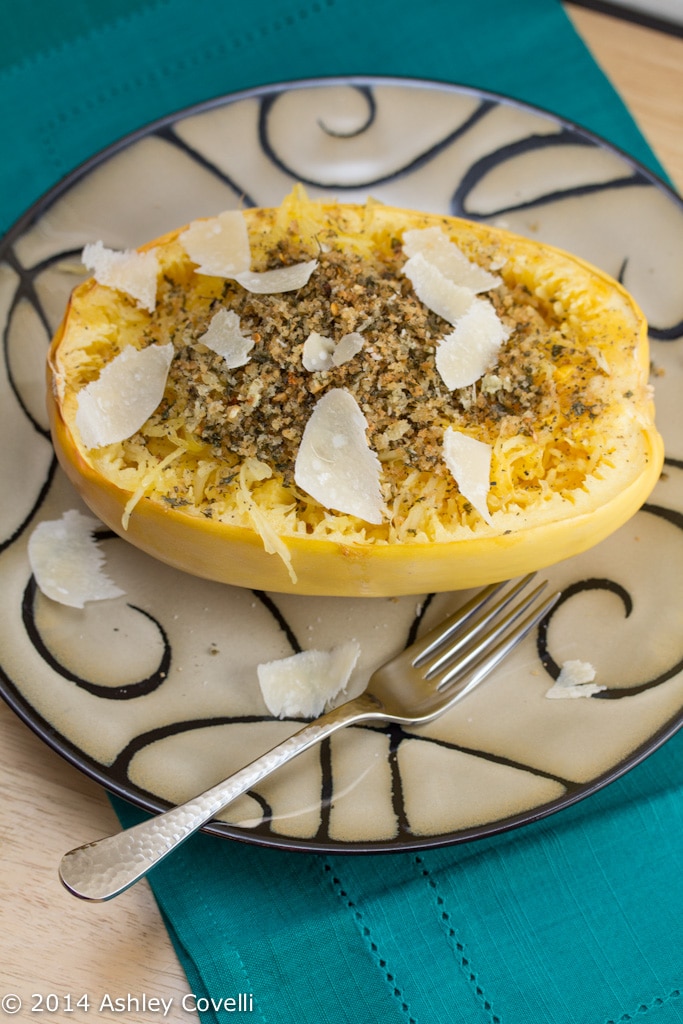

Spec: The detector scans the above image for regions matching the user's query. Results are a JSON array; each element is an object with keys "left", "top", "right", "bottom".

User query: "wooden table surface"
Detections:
[{"left": 1, "top": 6, "right": 681, "bottom": 1021}]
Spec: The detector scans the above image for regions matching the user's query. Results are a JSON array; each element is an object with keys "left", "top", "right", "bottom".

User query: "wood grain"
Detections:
[{"left": 0, "top": 702, "right": 193, "bottom": 1020}]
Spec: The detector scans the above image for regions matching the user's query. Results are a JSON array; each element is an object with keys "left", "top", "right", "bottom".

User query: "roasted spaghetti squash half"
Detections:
[{"left": 47, "top": 188, "right": 664, "bottom": 596}]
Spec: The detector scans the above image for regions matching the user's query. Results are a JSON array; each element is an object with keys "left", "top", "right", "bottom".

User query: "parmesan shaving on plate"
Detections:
[
  {"left": 28, "top": 510, "right": 125, "bottom": 608},
  {"left": 545, "top": 660, "right": 606, "bottom": 699},
  {"left": 179, "top": 210, "right": 251, "bottom": 277},
  {"left": 257, "top": 640, "right": 360, "bottom": 718},
  {"left": 436, "top": 299, "right": 511, "bottom": 390},
  {"left": 403, "top": 227, "right": 501, "bottom": 292},
  {"left": 198, "top": 309, "right": 254, "bottom": 368},
  {"left": 294, "top": 388, "right": 385, "bottom": 524},
  {"left": 82, "top": 241, "right": 159, "bottom": 313},
  {"left": 443, "top": 427, "right": 493, "bottom": 525},
  {"left": 75, "top": 343, "right": 174, "bottom": 449}
]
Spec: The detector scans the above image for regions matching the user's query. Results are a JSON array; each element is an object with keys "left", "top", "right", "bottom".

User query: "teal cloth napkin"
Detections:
[
  {"left": 115, "top": 737, "right": 683, "bottom": 1024},
  {"left": 2, "top": 1, "right": 681, "bottom": 1021}
]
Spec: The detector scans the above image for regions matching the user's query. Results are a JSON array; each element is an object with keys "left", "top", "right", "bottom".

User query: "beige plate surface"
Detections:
[{"left": 1, "top": 77, "right": 682, "bottom": 851}]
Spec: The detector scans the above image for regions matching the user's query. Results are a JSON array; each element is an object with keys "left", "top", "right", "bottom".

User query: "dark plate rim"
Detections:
[
  {"left": 1, "top": 73, "right": 682, "bottom": 854},
  {"left": 1, "top": 662, "right": 681, "bottom": 853},
  {"left": 1, "top": 72, "right": 681, "bottom": 252}
]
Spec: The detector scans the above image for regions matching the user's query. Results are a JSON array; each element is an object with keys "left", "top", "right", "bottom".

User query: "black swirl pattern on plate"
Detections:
[
  {"left": 0, "top": 79, "right": 682, "bottom": 852},
  {"left": 154, "top": 124, "right": 260, "bottom": 209},
  {"left": 450, "top": 128, "right": 651, "bottom": 220},
  {"left": 251, "top": 83, "right": 683, "bottom": 339},
  {"left": 0, "top": 246, "right": 70, "bottom": 552},
  {"left": 22, "top": 574, "right": 172, "bottom": 700},
  {"left": 538, "top": 506, "right": 683, "bottom": 699},
  {"left": 314, "top": 83, "right": 376, "bottom": 138},
  {"left": 258, "top": 87, "right": 497, "bottom": 190},
  {"left": 3, "top": 247, "right": 58, "bottom": 435}
]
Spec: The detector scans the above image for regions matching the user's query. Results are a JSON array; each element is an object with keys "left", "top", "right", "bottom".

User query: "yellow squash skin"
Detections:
[{"left": 47, "top": 195, "right": 664, "bottom": 597}]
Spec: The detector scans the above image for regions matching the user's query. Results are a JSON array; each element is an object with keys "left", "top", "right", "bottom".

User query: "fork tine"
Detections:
[
  {"left": 412, "top": 572, "right": 537, "bottom": 669},
  {"left": 434, "top": 589, "right": 560, "bottom": 695},
  {"left": 421, "top": 578, "right": 546, "bottom": 681}
]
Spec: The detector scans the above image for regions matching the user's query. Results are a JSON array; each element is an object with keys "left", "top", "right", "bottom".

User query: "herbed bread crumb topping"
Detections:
[
  {"left": 54, "top": 192, "right": 650, "bottom": 555},
  {"left": 150, "top": 244, "right": 570, "bottom": 482}
]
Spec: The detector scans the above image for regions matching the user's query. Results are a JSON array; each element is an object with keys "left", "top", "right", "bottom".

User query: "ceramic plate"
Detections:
[{"left": 1, "top": 77, "right": 682, "bottom": 852}]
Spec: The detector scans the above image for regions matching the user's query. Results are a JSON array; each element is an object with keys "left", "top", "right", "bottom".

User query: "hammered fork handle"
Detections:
[{"left": 59, "top": 694, "right": 381, "bottom": 902}]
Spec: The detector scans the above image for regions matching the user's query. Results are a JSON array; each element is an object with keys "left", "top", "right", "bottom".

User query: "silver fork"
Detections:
[{"left": 59, "top": 573, "right": 559, "bottom": 901}]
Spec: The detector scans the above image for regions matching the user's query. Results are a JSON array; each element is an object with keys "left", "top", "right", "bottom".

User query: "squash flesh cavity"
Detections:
[{"left": 47, "top": 192, "right": 664, "bottom": 596}]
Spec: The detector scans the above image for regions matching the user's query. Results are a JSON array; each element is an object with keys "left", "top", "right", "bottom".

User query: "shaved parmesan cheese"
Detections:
[
  {"left": 257, "top": 640, "right": 360, "bottom": 718},
  {"left": 402, "top": 251, "right": 474, "bottom": 325},
  {"left": 82, "top": 241, "right": 159, "bottom": 313},
  {"left": 198, "top": 309, "right": 254, "bottom": 368},
  {"left": 75, "top": 343, "right": 173, "bottom": 449},
  {"left": 302, "top": 331, "right": 335, "bottom": 372},
  {"left": 558, "top": 659, "right": 597, "bottom": 686},
  {"left": 180, "top": 210, "right": 316, "bottom": 293},
  {"left": 545, "top": 660, "right": 605, "bottom": 699},
  {"left": 436, "top": 298, "right": 510, "bottom": 390},
  {"left": 179, "top": 210, "right": 251, "bottom": 277},
  {"left": 234, "top": 259, "right": 318, "bottom": 294},
  {"left": 443, "top": 428, "right": 493, "bottom": 524},
  {"left": 295, "top": 389, "right": 385, "bottom": 524},
  {"left": 403, "top": 227, "right": 501, "bottom": 292},
  {"left": 28, "top": 510, "right": 125, "bottom": 608},
  {"left": 302, "top": 330, "right": 365, "bottom": 372},
  {"left": 332, "top": 332, "right": 365, "bottom": 366}
]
